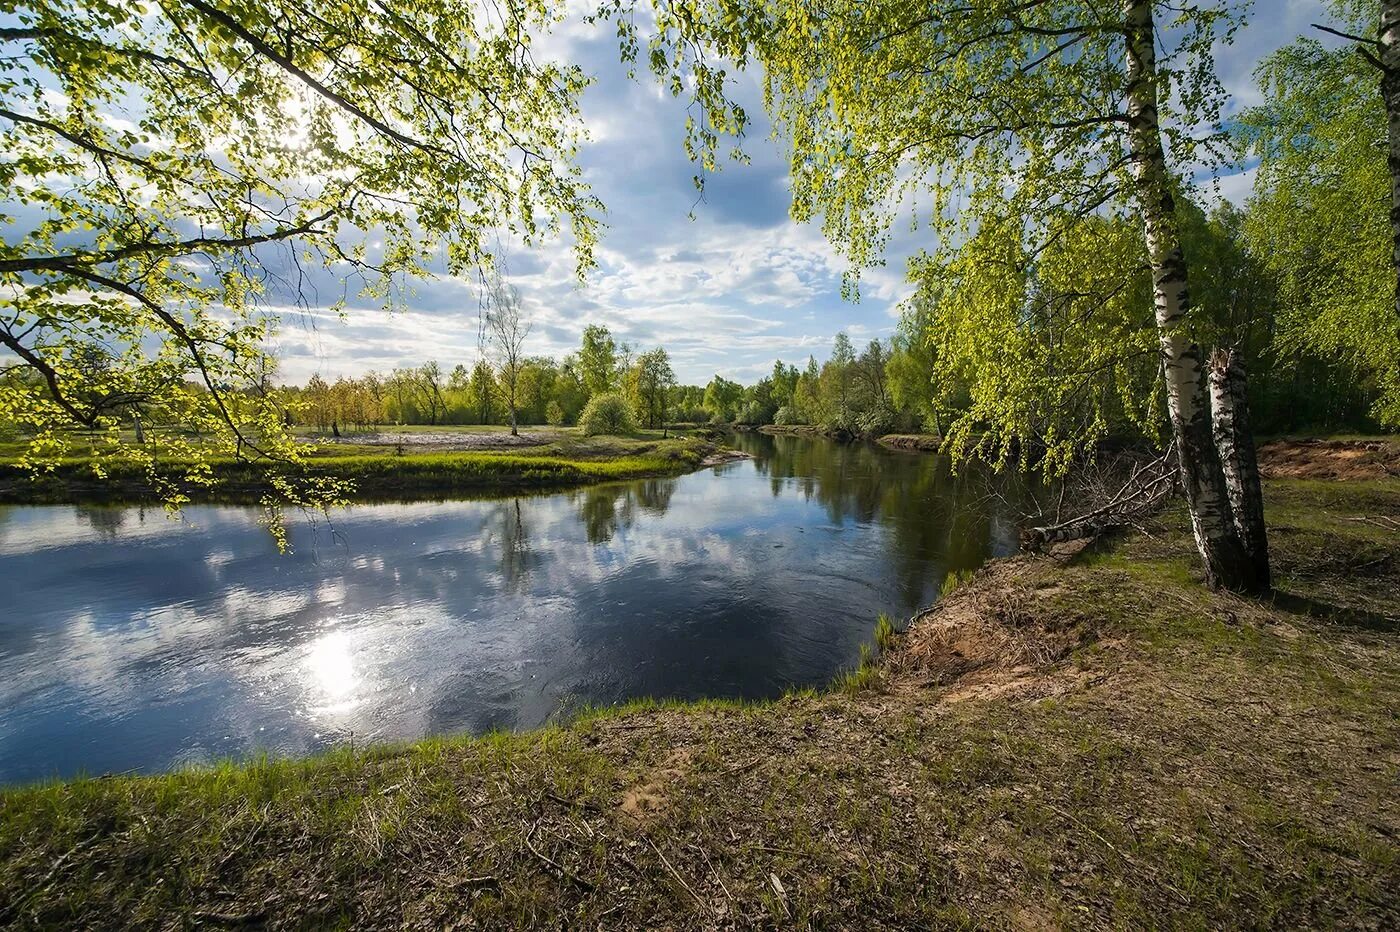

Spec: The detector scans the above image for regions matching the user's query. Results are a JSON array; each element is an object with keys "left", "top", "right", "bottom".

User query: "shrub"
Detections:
[
  {"left": 578, "top": 392, "right": 635, "bottom": 436},
  {"left": 545, "top": 400, "right": 565, "bottom": 426},
  {"left": 856, "top": 401, "right": 899, "bottom": 438},
  {"left": 773, "top": 405, "right": 798, "bottom": 426}
]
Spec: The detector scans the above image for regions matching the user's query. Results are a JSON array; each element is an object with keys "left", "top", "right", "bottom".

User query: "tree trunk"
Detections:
[
  {"left": 133, "top": 412, "right": 145, "bottom": 445},
  {"left": 1123, "top": 0, "right": 1251, "bottom": 591},
  {"left": 1381, "top": 0, "right": 1400, "bottom": 324},
  {"left": 1209, "top": 347, "right": 1270, "bottom": 593}
]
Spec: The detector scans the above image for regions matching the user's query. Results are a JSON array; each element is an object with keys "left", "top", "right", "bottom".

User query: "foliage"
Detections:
[
  {"left": 922, "top": 213, "right": 1161, "bottom": 472},
  {"left": 578, "top": 391, "right": 636, "bottom": 436},
  {"left": 1239, "top": 28, "right": 1400, "bottom": 428},
  {"left": 579, "top": 325, "right": 620, "bottom": 396},
  {"left": 0, "top": 0, "right": 599, "bottom": 522},
  {"left": 604, "top": 0, "right": 1244, "bottom": 469},
  {"left": 702, "top": 375, "right": 744, "bottom": 422}
]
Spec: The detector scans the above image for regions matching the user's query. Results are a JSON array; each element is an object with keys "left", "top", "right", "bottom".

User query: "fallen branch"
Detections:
[{"left": 1022, "top": 445, "right": 1179, "bottom": 550}]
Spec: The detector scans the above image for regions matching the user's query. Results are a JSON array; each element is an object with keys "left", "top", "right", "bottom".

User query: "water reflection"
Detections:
[
  {"left": 0, "top": 434, "right": 1021, "bottom": 784},
  {"left": 305, "top": 630, "right": 359, "bottom": 714}
]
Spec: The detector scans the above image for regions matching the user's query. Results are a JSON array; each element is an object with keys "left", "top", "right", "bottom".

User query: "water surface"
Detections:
[{"left": 0, "top": 433, "right": 1018, "bottom": 784}]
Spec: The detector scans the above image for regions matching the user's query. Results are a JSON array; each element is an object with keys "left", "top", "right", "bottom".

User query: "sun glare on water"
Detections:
[{"left": 303, "top": 630, "right": 360, "bottom": 715}]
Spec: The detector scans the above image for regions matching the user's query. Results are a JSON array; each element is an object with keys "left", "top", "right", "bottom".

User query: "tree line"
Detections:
[{"left": 285, "top": 324, "right": 688, "bottom": 433}]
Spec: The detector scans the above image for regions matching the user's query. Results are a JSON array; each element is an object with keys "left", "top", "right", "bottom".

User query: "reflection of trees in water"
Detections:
[
  {"left": 492, "top": 497, "right": 533, "bottom": 592},
  {"left": 735, "top": 432, "right": 1031, "bottom": 611},
  {"left": 572, "top": 478, "right": 677, "bottom": 544},
  {"left": 74, "top": 505, "right": 126, "bottom": 538},
  {"left": 574, "top": 486, "right": 626, "bottom": 544},
  {"left": 633, "top": 477, "right": 674, "bottom": 515}
]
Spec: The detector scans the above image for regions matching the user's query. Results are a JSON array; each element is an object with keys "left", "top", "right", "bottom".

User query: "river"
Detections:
[{"left": 0, "top": 433, "right": 1021, "bottom": 784}]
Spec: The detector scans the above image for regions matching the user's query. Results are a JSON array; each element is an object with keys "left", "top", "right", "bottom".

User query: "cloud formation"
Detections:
[{"left": 272, "top": 2, "right": 1334, "bottom": 386}]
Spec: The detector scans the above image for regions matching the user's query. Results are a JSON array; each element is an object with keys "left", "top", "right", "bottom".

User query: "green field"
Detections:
[{"left": 0, "top": 428, "right": 721, "bottom": 504}]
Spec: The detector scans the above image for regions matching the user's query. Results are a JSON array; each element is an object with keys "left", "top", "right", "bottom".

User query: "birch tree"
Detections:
[
  {"left": 607, "top": 0, "right": 1269, "bottom": 591},
  {"left": 481, "top": 268, "right": 533, "bottom": 436}
]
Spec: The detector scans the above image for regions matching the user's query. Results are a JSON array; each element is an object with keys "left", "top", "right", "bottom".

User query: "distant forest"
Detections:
[{"left": 289, "top": 198, "right": 1392, "bottom": 441}]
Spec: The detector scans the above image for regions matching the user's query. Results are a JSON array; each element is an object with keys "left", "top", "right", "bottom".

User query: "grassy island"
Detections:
[
  {"left": 2, "top": 470, "right": 1396, "bottom": 928},
  {"left": 0, "top": 428, "right": 731, "bottom": 505}
]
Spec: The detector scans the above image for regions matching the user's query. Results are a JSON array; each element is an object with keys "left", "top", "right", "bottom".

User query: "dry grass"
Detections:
[{"left": 1, "top": 477, "right": 1397, "bottom": 929}]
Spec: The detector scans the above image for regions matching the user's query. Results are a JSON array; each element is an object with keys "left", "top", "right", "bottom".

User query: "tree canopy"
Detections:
[
  {"left": 0, "top": 0, "right": 599, "bottom": 517},
  {"left": 1241, "top": 17, "right": 1400, "bottom": 427}
]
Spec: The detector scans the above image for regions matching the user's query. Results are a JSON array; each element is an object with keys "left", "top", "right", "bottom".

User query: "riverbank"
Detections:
[
  {"left": 0, "top": 430, "right": 727, "bottom": 504},
  {"left": 877, "top": 432, "right": 943, "bottom": 451},
  {"left": 2, "top": 473, "right": 1395, "bottom": 928}
]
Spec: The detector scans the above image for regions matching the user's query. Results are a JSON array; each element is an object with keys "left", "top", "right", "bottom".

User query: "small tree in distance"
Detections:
[
  {"left": 481, "top": 265, "right": 532, "bottom": 437},
  {"left": 635, "top": 347, "right": 677, "bottom": 433}
]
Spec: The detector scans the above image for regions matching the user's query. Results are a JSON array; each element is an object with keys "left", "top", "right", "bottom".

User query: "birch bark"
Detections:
[
  {"left": 1123, "top": 0, "right": 1249, "bottom": 591},
  {"left": 1209, "top": 347, "right": 1270, "bottom": 593},
  {"left": 1379, "top": 0, "right": 1400, "bottom": 323}
]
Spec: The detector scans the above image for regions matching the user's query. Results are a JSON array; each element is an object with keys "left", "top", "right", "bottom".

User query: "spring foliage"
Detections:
[
  {"left": 1241, "top": 20, "right": 1400, "bottom": 427},
  {"left": 578, "top": 392, "right": 636, "bottom": 436},
  {"left": 0, "top": 0, "right": 598, "bottom": 525}
]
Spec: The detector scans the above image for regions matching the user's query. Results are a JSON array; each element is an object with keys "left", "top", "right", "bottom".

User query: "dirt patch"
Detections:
[
  {"left": 699, "top": 449, "right": 753, "bottom": 468},
  {"left": 321, "top": 430, "right": 556, "bottom": 452},
  {"left": 878, "top": 433, "right": 943, "bottom": 452},
  {"left": 619, "top": 749, "right": 691, "bottom": 825},
  {"left": 885, "top": 558, "right": 1097, "bottom": 696},
  {"left": 1258, "top": 438, "right": 1400, "bottom": 481}
]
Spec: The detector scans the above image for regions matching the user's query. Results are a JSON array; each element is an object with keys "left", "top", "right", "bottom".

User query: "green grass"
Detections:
[
  {"left": 1, "top": 475, "right": 1397, "bottom": 928},
  {"left": 0, "top": 431, "right": 718, "bottom": 504}
]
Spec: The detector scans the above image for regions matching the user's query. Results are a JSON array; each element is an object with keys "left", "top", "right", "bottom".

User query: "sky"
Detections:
[{"left": 269, "top": 0, "right": 1339, "bottom": 387}]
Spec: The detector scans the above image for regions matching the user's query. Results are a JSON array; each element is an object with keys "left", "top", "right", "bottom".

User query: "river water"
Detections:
[{"left": 0, "top": 433, "right": 1020, "bottom": 784}]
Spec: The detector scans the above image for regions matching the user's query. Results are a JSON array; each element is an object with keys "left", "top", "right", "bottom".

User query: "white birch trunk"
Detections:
[
  {"left": 1380, "top": 0, "right": 1400, "bottom": 323},
  {"left": 1208, "top": 348, "right": 1270, "bottom": 593},
  {"left": 1123, "top": 0, "right": 1249, "bottom": 591}
]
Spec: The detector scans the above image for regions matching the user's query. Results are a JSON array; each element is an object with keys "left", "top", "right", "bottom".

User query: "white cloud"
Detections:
[{"left": 269, "top": 5, "right": 1327, "bottom": 386}]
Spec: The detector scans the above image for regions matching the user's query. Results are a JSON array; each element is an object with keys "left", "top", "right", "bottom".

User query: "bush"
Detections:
[
  {"left": 773, "top": 405, "right": 798, "bottom": 426},
  {"left": 856, "top": 401, "right": 899, "bottom": 437},
  {"left": 545, "top": 400, "right": 565, "bottom": 426},
  {"left": 578, "top": 392, "right": 635, "bottom": 436}
]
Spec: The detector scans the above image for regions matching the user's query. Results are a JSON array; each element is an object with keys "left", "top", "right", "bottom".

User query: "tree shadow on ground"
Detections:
[{"left": 1268, "top": 590, "right": 1399, "bottom": 634}]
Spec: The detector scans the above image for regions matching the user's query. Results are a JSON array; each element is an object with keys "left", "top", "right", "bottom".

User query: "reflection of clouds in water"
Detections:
[
  {"left": 0, "top": 504, "right": 192, "bottom": 556},
  {"left": 0, "top": 436, "right": 1023, "bottom": 783}
]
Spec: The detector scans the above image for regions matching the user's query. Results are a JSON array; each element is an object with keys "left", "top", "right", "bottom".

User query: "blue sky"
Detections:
[{"left": 273, "top": 0, "right": 1339, "bottom": 387}]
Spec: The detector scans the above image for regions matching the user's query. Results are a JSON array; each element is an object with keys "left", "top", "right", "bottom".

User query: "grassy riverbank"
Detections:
[
  {"left": 1, "top": 474, "right": 1396, "bottom": 928},
  {"left": 0, "top": 429, "right": 725, "bottom": 504}
]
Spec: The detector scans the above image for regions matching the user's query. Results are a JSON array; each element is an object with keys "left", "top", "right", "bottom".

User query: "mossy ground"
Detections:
[
  {"left": 1, "top": 477, "right": 1397, "bottom": 929},
  {"left": 0, "top": 428, "right": 716, "bottom": 504}
]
